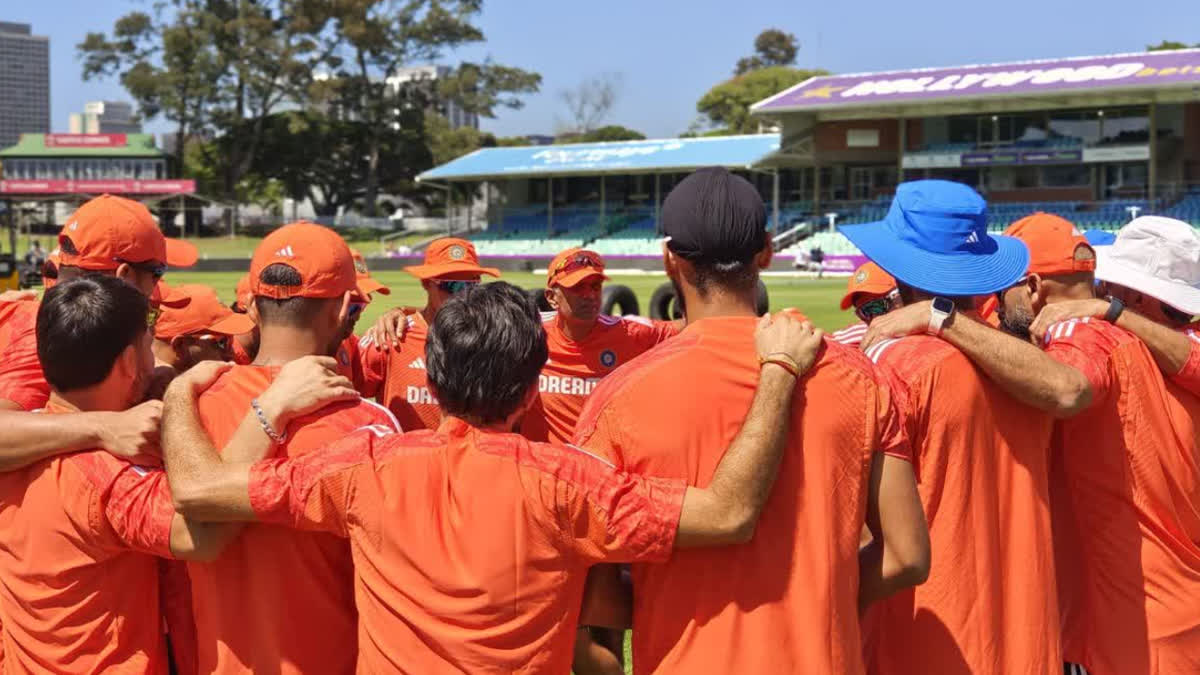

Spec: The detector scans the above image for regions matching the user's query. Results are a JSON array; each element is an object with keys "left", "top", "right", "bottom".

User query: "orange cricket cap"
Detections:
[
  {"left": 547, "top": 248, "right": 608, "bottom": 289},
  {"left": 1004, "top": 212, "right": 1096, "bottom": 277},
  {"left": 404, "top": 238, "right": 500, "bottom": 280},
  {"left": 42, "top": 248, "right": 62, "bottom": 289},
  {"left": 233, "top": 273, "right": 253, "bottom": 311},
  {"left": 840, "top": 262, "right": 897, "bottom": 310},
  {"left": 58, "top": 194, "right": 198, "bottom": 271},
  {"left": 154, "top": 284, "right": 256, "bottom": 340},
  {"left": 351, "top": 248, "right": 391, "bottom": 298},
  {"left": 151, "top": 280, "right": 192, "bottom": 309},
  {"left": 249, "top": 222, "right": 360, "bottom": 300}
]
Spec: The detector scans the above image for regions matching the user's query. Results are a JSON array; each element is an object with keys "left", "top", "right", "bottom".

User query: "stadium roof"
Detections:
[
  {"left": 417, "top": 133, "right": 781, "bottom": 182},
  {"left": 752, "top": 49, "right": 1200, "bottom": 117},
  {"left": 0, "top": 133, "right": 163, "bottom": 158}
]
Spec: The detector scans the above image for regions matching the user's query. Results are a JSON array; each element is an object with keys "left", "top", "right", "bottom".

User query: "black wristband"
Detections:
[{"left": 1103, "top": 297, "right": 1125, "bottom": 323}]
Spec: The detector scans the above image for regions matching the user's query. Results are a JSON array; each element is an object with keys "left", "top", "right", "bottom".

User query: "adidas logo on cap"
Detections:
[
  {"left": 408, "top": 357, "right": 426, "bottom": 370},
  {"left": 274, "top": 246, "right": 295, "bottom": 257}
]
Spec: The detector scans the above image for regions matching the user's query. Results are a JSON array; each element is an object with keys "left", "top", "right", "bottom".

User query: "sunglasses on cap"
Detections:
[
  {"left": 116, "top": 258, "right": 168, "bottom": 279},
  {"left": 436, "top": 279, "right": 479, "bottom": 295},
  {"left": 553, "top": 252, "right": 602, "bottom": 276},
  {"left": 855, "top": 290, "right": 900, "bottom": 322}
]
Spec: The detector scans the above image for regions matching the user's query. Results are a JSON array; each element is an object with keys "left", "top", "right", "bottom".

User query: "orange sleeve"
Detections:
[
  {"left": 249, "top": 427, "right": 388, "bottom": 536},
  {"left": 356, "top": 339, "right": 388, "bottom": 398},
  {"left": 1043, "top": 322, "right": 1113, "bottom": 401},
  {"left": 649, "top": 319, "right": 680, "bottom": 343},
  {"left": 1170, "top": 328, "right": 1200, "bottom": 397},
  {"left": 572, "top": 396, "right": 625, "bottom": 467},
  {"left": 0, "top": 310, "right": 49, "bottom": 410},
  {"left": 78, "top": 455, "right": 177, "bottom": 557},
  {"left": 541, "top": 443, "right": 686, "bottom": 564},
  {"left": 875, "top": 379, "right": 912, "bottom": 462}
]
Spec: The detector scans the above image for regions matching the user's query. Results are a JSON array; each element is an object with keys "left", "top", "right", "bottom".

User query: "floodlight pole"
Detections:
[
  {"left": 600, "top": 175, "right": 606, "bottom": 230},
  {"left": 772, "top": 169, "right": 780, "bottom": 232},
  {"left": 654, "top": 174, "right": 661, "bottom": 233},
  {"left": 1148, "top": 101, "right": 1158, "bottom": 206}
]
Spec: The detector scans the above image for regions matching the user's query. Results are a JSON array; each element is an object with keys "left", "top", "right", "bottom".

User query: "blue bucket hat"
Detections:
[
  {"left": 840, "top": 180, "right": 1030, "bottom": 296},
  {"left": 1083, "top": 229, "right": 1117, "bottom": 246}
]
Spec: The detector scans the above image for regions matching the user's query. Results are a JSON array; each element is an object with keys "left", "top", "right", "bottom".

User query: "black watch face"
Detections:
[{"left": 932, "top": 296, "right": 955, "bottom": 313}]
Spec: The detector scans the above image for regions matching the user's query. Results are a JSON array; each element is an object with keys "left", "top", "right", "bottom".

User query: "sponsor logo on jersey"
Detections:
[
  {"left": 539, "top": 374, "right": 601, "bottom": 396},
  {"left": 599, "top": 349, "right": 617, "bottom": 368},
  {"left": 409, "top": 357, "right": 426, "bottom": 370},
  {"left": 406, "top": 385, "right": 438, "bottom": 405}
]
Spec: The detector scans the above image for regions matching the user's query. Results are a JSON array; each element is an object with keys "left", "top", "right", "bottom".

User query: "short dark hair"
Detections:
[
  {"left": 37, "top": 275, "right": 148, "bottom": 392},
  {"left": 253, "top": 263, "right": 332, "bottom": 326},
  {"left": 426, "top": 281, "right": 548, "bottom": 424},
  {"left": 690, "top": 259, "right": 758, "bottom": 297}
]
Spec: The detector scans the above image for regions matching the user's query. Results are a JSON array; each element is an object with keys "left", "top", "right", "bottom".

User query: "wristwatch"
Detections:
[
  {"left": 1103, "top": 296, "right": 1125, "bottom": 323},
  {"left": 927, "top": 297, "right": 956, "bottom": 336}
]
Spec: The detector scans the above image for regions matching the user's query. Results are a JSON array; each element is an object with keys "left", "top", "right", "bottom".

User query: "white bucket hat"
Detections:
[{"left": 1096, "top": 215, "right": 1200, "bottom": 315}]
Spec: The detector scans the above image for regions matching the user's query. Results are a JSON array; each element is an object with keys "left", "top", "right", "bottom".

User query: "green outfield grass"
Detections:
[{"left": 163, "top": 270, "right": 855, "bottom": 332}]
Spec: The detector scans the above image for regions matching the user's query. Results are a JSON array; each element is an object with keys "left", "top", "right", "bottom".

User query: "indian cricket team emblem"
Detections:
[
  {"left": 448, "top": 245, "right": 467, "bottom": 260},
  {"left": 599, "top": 349, "right": 617, "bottom": 368},
  {"left": 855, "top": 269, "right": 868, "bottom": 284}
]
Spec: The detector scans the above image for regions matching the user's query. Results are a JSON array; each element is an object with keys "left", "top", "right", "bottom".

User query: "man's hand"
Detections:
[
  {"left": 860, "top": 301, "right": 933, "bottom": 351},
  {"left": 167, "top": 361, "right": 234, "bottom": 400},
  {"left": 256, "top": 356, "right": 360, "bottom": 431},
  {"left": 1029, "top": 298, "right": 1108, "bottom": 342},
  {"left": 0, "top": 290, "right": 37, "bottom": 303},
  {"left": 361, "top": 306, "right": 419, "bottom": 350},
  {"left": 96, "top": 400, "right": 165, "bottom": 466},
  {"left": 755, "top": 311, "right": 825, "bottom": 375}
]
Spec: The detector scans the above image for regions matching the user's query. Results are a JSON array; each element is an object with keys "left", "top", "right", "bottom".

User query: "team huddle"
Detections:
[{"left": 0, "top": 167, "right": 1194, "bottom": 675}]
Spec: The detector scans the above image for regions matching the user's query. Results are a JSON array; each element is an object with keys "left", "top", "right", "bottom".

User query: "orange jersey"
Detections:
[
  {"left": 573, "top": 315, "right": 910, "bottom": 675},
  {"left": 1042, "top": 317, "right": 1200, "bottom": 674},
  {"left": 335, "top": 334, "right": 364, "bottom": 390},
  {"left": 246, "top": 417, "right": 686, "bottom": 673},
  {"left": 0, "top": 300, "right": 48, "bottom": 411},
  {"left": 358, "top": 313, "right": 441, "bottom": 431},
  {"left": 229, "top": 337, "right": 253, "bottom": 366},
  {"left": 862, "top": 334, "right": 1059, "bottom": 675},
  {"left": 832, "top": 320, "right": 868, "bottom": 347},
  {"left": 0, "top": 401, "right": 176, "bottom": 674},
  {"left": 191, "top": 365, "right": 401, "bottom": 675},
  {"left": 519, "top": 313, "right": 676, "bottom": 444}
]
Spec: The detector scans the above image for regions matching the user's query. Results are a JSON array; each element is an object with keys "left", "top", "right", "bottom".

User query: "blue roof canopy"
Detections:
[{"left": 418, "top": 133, "right": 781, "bottom": 182}]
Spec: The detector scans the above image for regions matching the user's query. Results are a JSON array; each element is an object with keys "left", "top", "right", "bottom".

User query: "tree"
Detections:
[
  {"left": 697, "top": 65, "right": 825, "bottom": 134},
  {"left": 320, "top": 1, "right": 540, "bottom": 216},
  {"left": 1147, "top": 40, "right": 1199, "bottom": 51},
  {"left": 556, "top": 125, "right": 645, "bottom": 144},
  {"left": 80, "top": 1, "right": 340, "bottom": 232},
  {"left": 558, "top": 73, "right": 622, "bottom": 134},
  {"left": 735, "top": 29, "right": 798, "bottom": 75}
]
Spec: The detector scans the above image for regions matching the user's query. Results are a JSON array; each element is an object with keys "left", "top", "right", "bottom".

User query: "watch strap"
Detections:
[{"left": 1103, "top": 297, "right": 1125, "bottom": 323}]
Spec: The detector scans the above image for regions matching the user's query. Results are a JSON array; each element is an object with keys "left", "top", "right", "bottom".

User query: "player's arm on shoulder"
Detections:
[
  {"left": 162, "top": 357, "right": 359, "bottom": 523},
  {"left": 917, "top": 302, "right": 1092, "bottom": 417},
  {"left": 0, "top": 400, "right": 163, "bottom": 472},
  {"left": 674, "top": 313, "right": 823, "bottom": 547}
]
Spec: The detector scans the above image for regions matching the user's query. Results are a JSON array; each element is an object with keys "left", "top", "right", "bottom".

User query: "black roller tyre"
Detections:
[
  {"left": 755, "top": 279, "right": 770, "bottom": 316},
  {"left": 649, "top": 281, "right": 683, "bottom": 320},
  {"left": 601, "top": 284, "right": 639, "bottom": 317}
]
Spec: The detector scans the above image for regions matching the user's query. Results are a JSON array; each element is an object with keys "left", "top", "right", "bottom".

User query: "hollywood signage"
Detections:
[
  {"left": 0, "top": 179, "right": 196, "bottom": 195},
  {"left": 43, "top": 134, "right": 128, "bottom": 148},
  {"left": 754, "top": 49, "right": 1200, "bottom": 111}
]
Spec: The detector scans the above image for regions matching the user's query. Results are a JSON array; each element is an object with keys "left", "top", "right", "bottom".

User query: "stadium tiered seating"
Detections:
[{"left": 1166, "top": 189, "right": 1200, "bottom": 226}]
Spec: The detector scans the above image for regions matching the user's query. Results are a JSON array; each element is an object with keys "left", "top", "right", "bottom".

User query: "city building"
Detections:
[
  {"left": 68, "top": 101, "right": 142, "bottom": 135},
  {"left": 314, "top": 65, "right": 480, "bottom": 130},
  {"left": 0, "top": 22, "right": 50, "bottom": 150}
]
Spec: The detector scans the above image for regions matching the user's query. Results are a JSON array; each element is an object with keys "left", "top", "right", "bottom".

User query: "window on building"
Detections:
[{"left": 1042, "top": 165, "right": 1090, "bottom": 187}]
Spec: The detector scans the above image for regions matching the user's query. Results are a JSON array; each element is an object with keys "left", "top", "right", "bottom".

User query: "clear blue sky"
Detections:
[{"left": 7, "top": 0, "right": 1197, "bottom": 139}]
